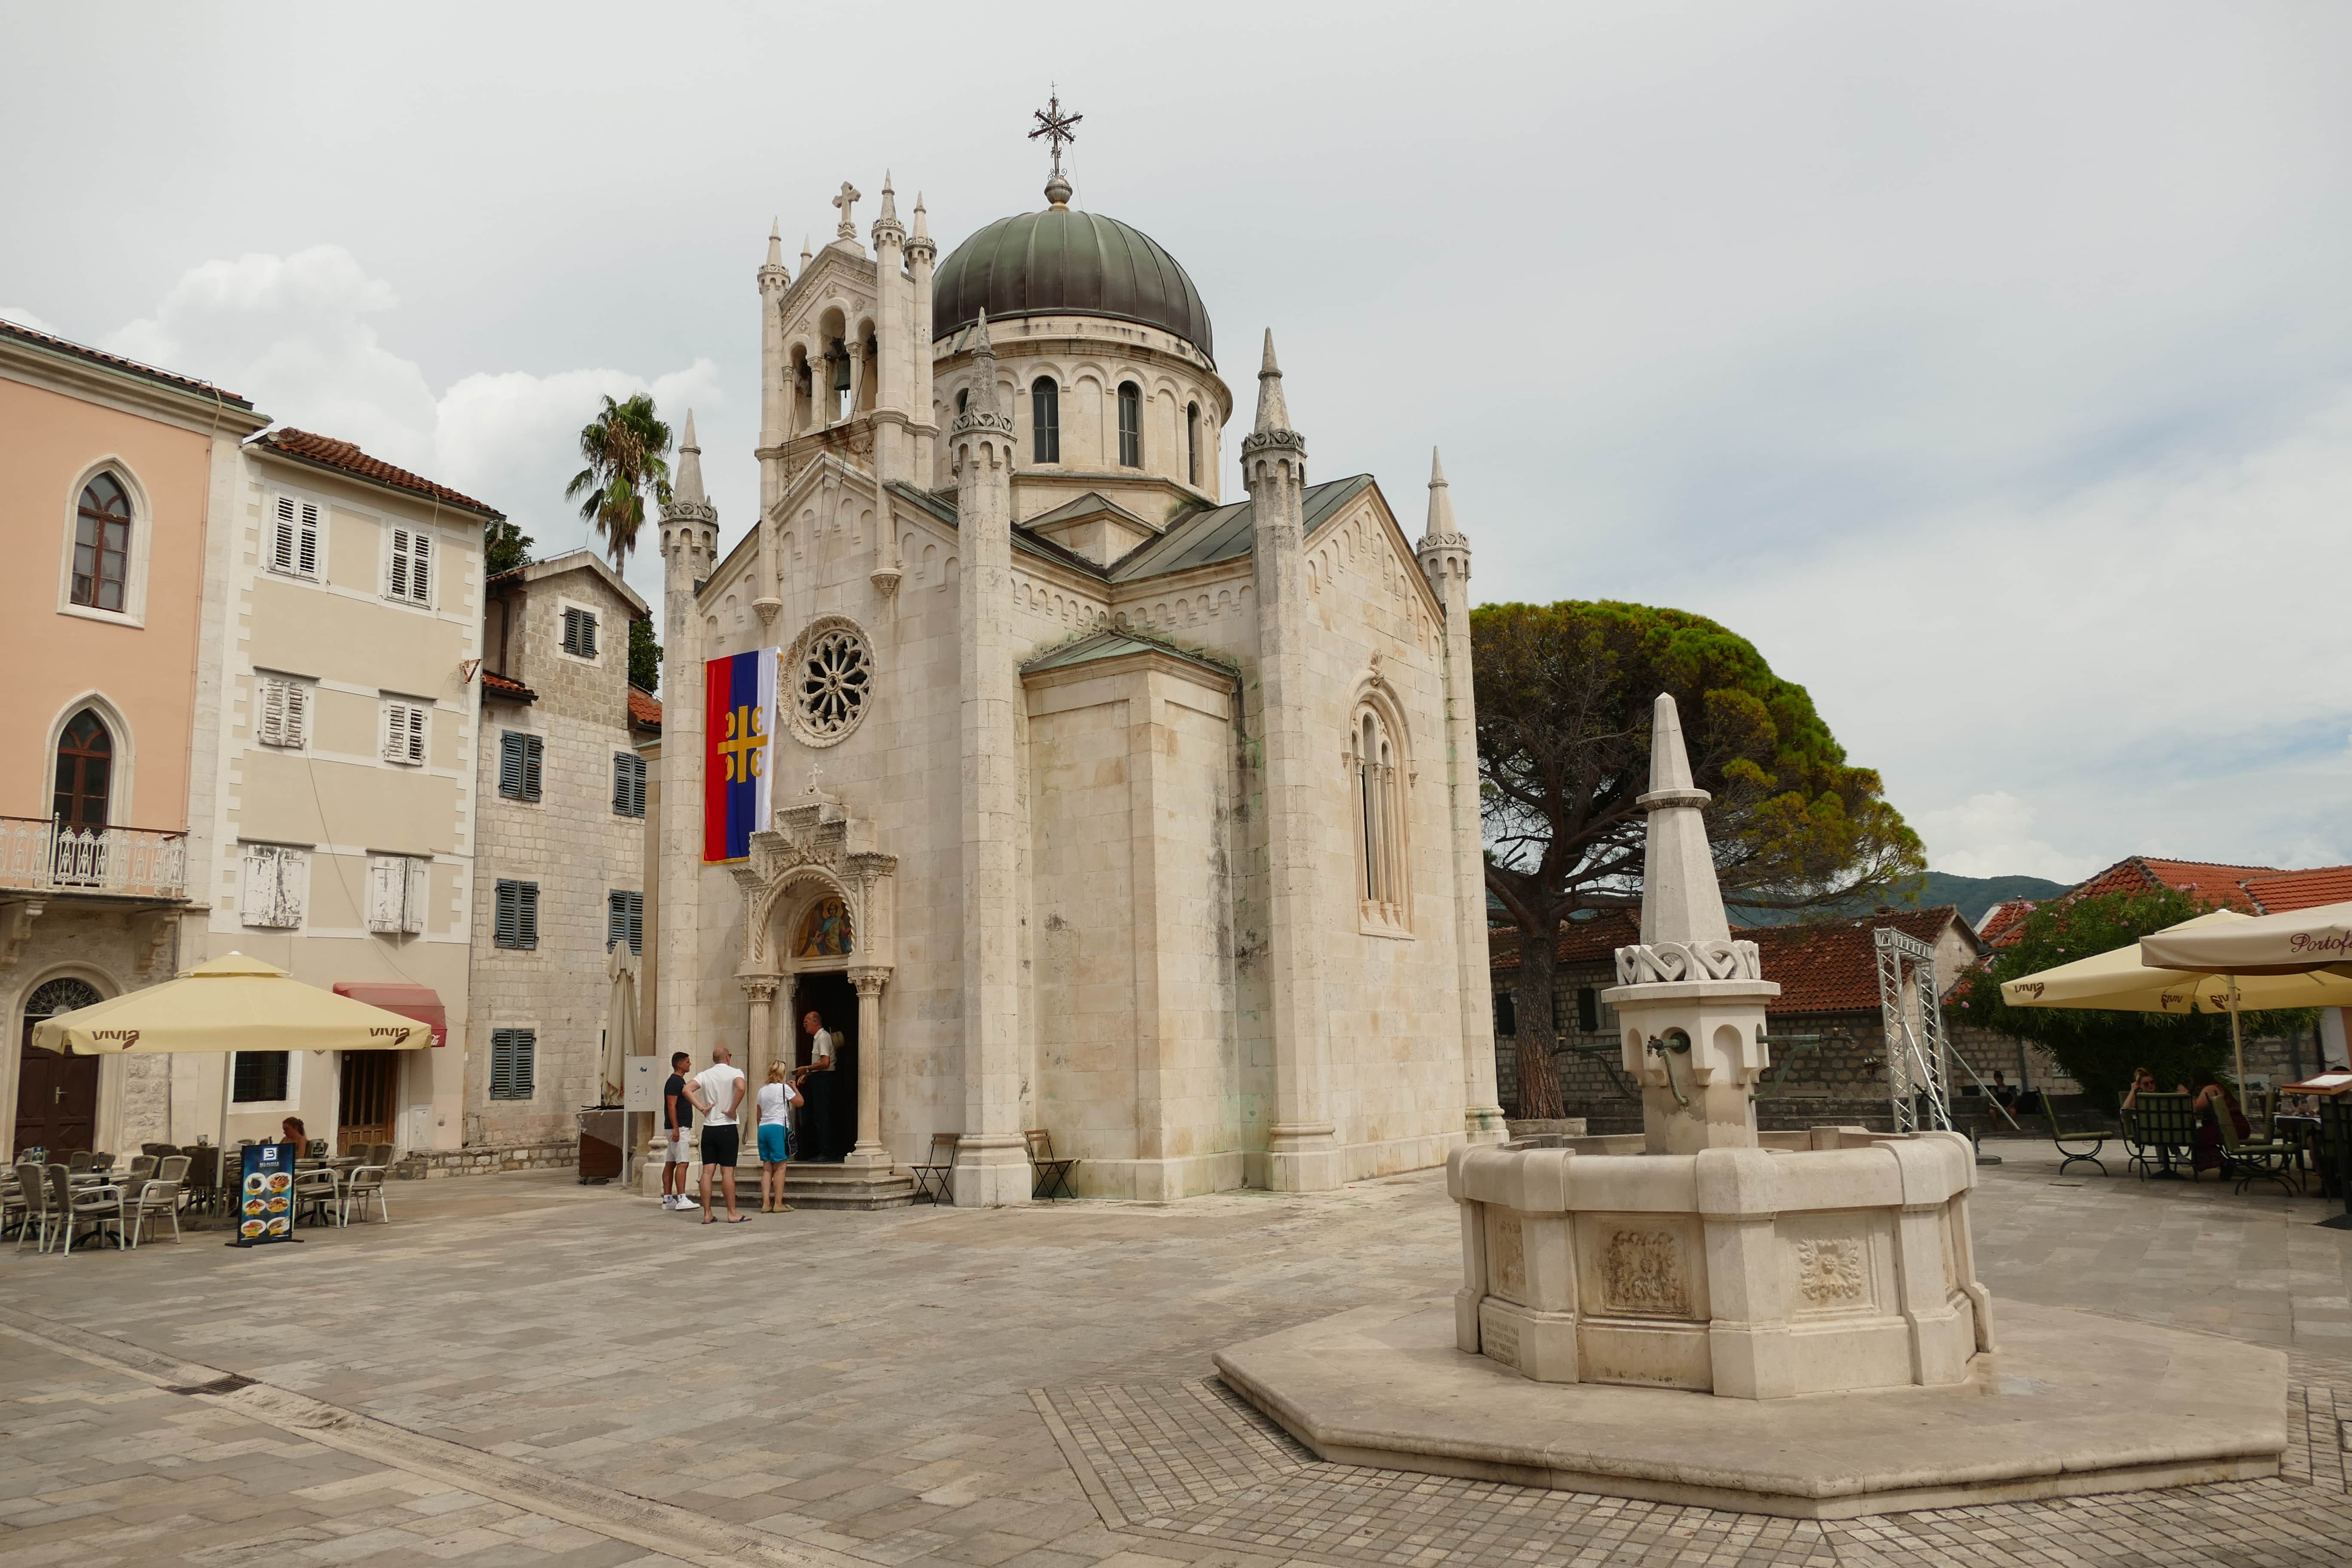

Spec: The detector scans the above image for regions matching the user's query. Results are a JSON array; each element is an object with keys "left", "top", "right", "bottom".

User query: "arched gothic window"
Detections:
[
  {"left": 54, "top": 708, "right": 113, "bottom": 829},
  {"left": 1032, "top": 378, "right": 1060, "bottom": 463},
  {"left": 74, "top": 473, "right": 132, "bottom": 611},
  {"left": 955, "top": 387, "right": 970, "bottom": 417},
  {"left": 1117, "top": 382, "right": 1142, "bottom": 468},
  {"left": 1352, "top": 707, "right": 1409, "bottom": 932},
  {"left": 1185, "top": 402, "right": 1200, "bottom": 486}
]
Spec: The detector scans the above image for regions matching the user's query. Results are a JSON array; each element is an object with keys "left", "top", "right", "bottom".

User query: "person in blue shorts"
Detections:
[{"left": 754, "top": 1062, "right": 804, "bottom": 1213}]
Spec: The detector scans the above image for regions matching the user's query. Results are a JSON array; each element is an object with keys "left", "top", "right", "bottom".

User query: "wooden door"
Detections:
[
  {"left": 339, "top": 1051, "right": 398, "bottom": 1153},
  {"left": 16, "top": 1028, "right": 99, "bottom": 1158}
]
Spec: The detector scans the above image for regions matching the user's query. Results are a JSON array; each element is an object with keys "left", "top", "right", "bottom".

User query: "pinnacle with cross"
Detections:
[
  {"left": 832, "top": 181, "right": 861, "bottom": 241},
  {"left": 1029, "top": 90, "right": 1081, "bottom": 180}
]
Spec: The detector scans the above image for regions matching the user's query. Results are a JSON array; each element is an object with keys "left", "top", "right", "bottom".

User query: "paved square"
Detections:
[{"left": 5, "top": 1139, "right": 2351, "bottom": 1567}]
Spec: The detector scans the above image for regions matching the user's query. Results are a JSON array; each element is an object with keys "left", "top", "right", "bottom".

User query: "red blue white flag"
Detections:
[{"left": 704, "top": 649, "right": 777, "bottom": 861}]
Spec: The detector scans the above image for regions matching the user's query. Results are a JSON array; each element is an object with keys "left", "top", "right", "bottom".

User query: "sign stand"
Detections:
[{"left": 225, "top": 1140, "right": 306, "bottom": 1247}]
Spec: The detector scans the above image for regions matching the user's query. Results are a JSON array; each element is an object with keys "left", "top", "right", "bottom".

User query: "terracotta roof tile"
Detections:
[
  {"left": 1742, "top": 907, "right": 1959, "bottom": 1014},
  {"left": 1978, "top": 900, "right": 2036, "bottom": 948},
  {"left": 250, "top": 428, "right": 502, "bottom": 518},
  {"left": 628, "top": 687, "right": 662, "bottom": 731},
  {"left": 480, "top": 670, "right": 535, "bottom": 701},
  {"left": 2068, "top": 855, "right": 2277, "bottom": 911},
  {"left": 1487, "top": 910, "right": 1642, "bottom": 972},
  {"left": 1, "top": 316, "right": 254, "bottom": 407},
  {"left": 2242, "top": 866, "right": 2352, "bottom": 915}
]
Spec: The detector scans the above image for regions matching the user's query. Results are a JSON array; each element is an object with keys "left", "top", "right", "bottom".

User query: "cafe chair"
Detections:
[
  {"left": 291, "top": 1166, "right": 341, "bottom": 1228},
  {"left": 341, "top": 1163, "right": 392, "bottom": 1226},
  {"left": 123, "top": 1171, "right": 184, "bottom": 1247},
  {"left": 46, "top": 1165, "right": 123, "bottom": 1254}
]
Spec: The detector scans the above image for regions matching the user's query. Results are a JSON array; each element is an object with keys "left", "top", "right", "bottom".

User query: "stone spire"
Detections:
[
  {"left": 910, "top": 192, "right": 932, "bottom": 248},
  {"left": 1249, "top": 329, "right": 1296, "bottom": 443},
  {"left": 671, "top": 409, "right": 708, "bottom": 511},
  {"left": 765, "top": 221, "right": 785, "bottom": 272},
  {"left": 800, "top": 234, "right": 813, "bottom": 270},
  {"left": 1421, "top": 447, "right": 1465, "bottom": 548},
  {"left": 952, "top": 310, "right": 1012, "bottom": 433},
  {"left": 873, "top": 172, "right": 902, "bottom": 242},
  {"left": 1601, "top": 692, "right": 1776, "bottom": 1155},
  {"left": 1635, "top": 694, "right": 1730, "bottom": 949}
]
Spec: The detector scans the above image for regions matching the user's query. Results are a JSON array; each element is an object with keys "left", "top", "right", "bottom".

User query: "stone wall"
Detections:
[
  {"left": 396, "top": 1138, "right": 576, "bottom": 1179},
  {"left": 468, "top": 558, "right": 648, "bottom": 1146},
  {"left": 1, "top": 901, "right": 179, "bottom": 1161}
]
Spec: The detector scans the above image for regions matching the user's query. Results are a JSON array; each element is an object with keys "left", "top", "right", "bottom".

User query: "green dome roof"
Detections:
[{"left": 932, "top": 205, "right": 1213, "bottom": 363}]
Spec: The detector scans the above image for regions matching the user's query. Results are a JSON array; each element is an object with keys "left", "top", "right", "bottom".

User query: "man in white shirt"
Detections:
[
  {"left": 685, "top": 1041, "right": 749, "bottom": 1223},
  {"left": 804, "top": 1010, "right": 834, "bottom": 1067}
]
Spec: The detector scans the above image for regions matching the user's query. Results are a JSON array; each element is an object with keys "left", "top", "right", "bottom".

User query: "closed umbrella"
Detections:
[
  {"left": 31, "top": 951, "right": 432, "bottom": 1148},
  {"left": 2002, "top": 910, "right": 2352, "bottom": 1090},
  {"left": 603, "top": 944, "right": 638, "bottom": 1108}
]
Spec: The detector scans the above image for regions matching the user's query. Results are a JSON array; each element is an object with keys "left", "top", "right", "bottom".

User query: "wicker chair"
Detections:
[
  {"left": 45, "top": 1164, "right": 123, "bottom": 1254},
  {"left": 341, "top": 1163, "right": 392, "bottom": 1226}
]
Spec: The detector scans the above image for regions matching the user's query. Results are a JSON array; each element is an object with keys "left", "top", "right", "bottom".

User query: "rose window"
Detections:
[{"left": 787, "top": 618, "right": 873, "bottom": 746}]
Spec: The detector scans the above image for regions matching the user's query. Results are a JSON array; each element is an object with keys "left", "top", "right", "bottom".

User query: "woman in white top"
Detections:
[{"left": 755, "top": 1063, "right": 803, "bottom": 1213}]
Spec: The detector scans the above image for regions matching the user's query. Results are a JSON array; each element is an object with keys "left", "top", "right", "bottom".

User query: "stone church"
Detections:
[{"left": 646, "top": 156, "right": 1503, "bottom": 1203}]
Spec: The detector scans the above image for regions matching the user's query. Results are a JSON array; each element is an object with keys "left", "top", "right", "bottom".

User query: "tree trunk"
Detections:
[{"left": 1513, "top": 917, "right": 1565, "bottom": 1120}]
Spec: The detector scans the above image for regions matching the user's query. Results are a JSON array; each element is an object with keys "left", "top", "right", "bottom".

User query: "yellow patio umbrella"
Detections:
[
  {"left": 2000, "top": 910, "right": 2352, "bottom": 1088},
  {"left": 30, "top": 951, "right": 432, "bottom": 1148}
]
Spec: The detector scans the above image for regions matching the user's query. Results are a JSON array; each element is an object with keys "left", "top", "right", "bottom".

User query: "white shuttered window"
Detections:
[
  {"left": 366, "top": 854, "right": 432, "bottom": 934},
  {"left": 257, "top": 678, "right": 309, "bottom": 748},
  {"left": 239, "top": 844, "right": 307, "bottom": 929},
  {"left": 381, "top": 699, "right": 428, "bottom": 765},
  {"left": 387, "top": 527, "right": 432, "bottom": 606},
  {"left": 270, "top": 496, "right": 322, "bottom": 580}
]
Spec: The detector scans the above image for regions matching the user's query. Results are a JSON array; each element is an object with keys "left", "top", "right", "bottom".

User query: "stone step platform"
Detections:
[
  {"left": 1216, "top": 1298, "right": 2284, "bottom": 1519},
  {"left": 781, "top": 1163, "right": 914, "bottom": 1210}
]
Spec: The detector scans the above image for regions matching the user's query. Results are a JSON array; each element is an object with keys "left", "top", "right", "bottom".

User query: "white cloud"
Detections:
[
  {"left": 1686, "top": 385, "right": 2352, "bottom": 878},
  {"left": 1916, "top": 793, "right": 2101, "bottom": 884},
  {"left": 100, "top": 247, "right": 724, "bottom": 609}
]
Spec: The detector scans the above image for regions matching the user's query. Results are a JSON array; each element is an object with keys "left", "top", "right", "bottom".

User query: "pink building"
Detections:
[{"left": 1, "top": 318, "right": 266, "bottom": 1159}]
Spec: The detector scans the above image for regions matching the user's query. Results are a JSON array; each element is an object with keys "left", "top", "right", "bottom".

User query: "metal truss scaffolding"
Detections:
[{"left": 1874, "top": 926, "right": 1952, "bottom": 1135}]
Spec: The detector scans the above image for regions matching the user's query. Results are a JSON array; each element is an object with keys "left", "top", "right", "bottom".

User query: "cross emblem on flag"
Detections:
[{"left": 704, "top": 649, "right": 779, "bottom": 861}]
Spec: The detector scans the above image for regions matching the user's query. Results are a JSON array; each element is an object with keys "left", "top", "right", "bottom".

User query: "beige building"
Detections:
[
  {"left": 468, "top": 550, "right": 656, "bottom": 1148},
  {"left": 646, "top": 166, "right": 1504, "bottom": 1204},
  {"left": 178, "top": 429, "right": 496, "bottom": 1154},
  {"left": 1, "top": 318, "right": 266, "bottom": 1161}
]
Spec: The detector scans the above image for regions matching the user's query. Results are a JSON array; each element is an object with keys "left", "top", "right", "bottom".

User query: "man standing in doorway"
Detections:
[
  {"left": 661, "top": 1050, "right": 693, "bottom": 1211},
  {"left": 805, "top": 1010, "right": 835, "bottom": 1068},
  {"left": 686, "top": 1042, "right": 749, "bottom": 1223}
]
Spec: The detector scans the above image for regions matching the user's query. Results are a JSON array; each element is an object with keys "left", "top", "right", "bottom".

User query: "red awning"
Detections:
[{"left": 333, "top": 982, "right": 447, "bottom": 1047}]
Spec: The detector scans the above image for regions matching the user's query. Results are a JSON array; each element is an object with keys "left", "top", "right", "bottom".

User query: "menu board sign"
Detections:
[{"left": 235, "top": 1141, "right": 297, "bottom": 1246}]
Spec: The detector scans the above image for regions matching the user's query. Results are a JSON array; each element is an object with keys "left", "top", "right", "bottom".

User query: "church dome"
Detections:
[{"left": 932, "top": 203, "right": 1213, "bottom": 363}]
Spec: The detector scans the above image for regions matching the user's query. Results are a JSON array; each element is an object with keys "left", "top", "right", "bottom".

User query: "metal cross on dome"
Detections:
[{"left": 1029, "top": 90, "right": 1081, "bottom": 178}]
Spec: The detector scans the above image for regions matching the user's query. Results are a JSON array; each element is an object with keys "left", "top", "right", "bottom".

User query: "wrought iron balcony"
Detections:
[{"left": 0, "top": 816, "right": 188, "bottom": 901}]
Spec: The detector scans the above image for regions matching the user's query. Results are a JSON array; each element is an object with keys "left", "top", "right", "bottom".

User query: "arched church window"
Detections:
[
  {"left": 27, "top": 975, "right": 104, "bottom": 1021},
  {"left": 1352, "top": 707, "right": 1409, "bottom": 933},
  {"left": 1117, "top": 382, "right": 1142, "bottom": 468},
  {"left": 956, "top": 388, "right": 969, "bottom": 417},
  {"left": 784, "top": 616, "right": 875, "bottom": 747},
  {"left": 1032, "top": 378, "right": 1060, "bottom": 463},
  {"left": 795, "top": 896, "right": 853, "bottom": 958},
  {"left": 74, "top": 473, "right": 132, "bottom": 611},
  {"left": 54, "top": 707, "right": 113, "bottom": 829},
  {"left": 829, "top": 339, "right": 851, "bottom": 421},
  {"left": 1186, "top": 403, "right": 1200, "bottom": 486}
]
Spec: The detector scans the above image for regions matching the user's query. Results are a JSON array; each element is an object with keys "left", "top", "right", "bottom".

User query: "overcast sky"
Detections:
[{"left": 6, "top": 3, "right": 2347, "bottom": 887}]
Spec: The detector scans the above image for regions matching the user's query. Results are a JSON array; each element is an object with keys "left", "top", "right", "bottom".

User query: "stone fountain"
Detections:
[{"left": 1217, "top": 696, "right": 2287, "bottom": 1517}]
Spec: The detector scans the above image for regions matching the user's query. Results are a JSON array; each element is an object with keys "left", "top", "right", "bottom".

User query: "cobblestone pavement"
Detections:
[{"left": 3, "top": 1137, "right": 2350, "bottom": 1568}]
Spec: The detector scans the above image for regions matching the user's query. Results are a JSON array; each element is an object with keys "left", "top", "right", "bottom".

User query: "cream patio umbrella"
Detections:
[
  {"left": 2140, "top": 900, "right": 2352, "bottom": 978},
  {"left": 31, "top": 952, "right": 433, "bottom": 1149},
  {"left": 2001, "top": 910, "right": 2352, "bottom": 1089}
]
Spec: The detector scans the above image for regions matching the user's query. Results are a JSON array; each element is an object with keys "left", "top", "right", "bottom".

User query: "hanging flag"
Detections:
[{"left": 704, "top": 649, "right": 778, "bottom": 861}]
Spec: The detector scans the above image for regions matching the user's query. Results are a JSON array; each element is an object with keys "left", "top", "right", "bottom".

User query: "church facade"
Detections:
[{"left": 648, "top": 164, "right": 1503, "bottom": 1203}]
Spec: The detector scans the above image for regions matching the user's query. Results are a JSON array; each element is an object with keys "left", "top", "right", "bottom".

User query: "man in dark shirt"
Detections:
[{"left": 662, "top": 1050, "right": 693, "bottom": 1211}]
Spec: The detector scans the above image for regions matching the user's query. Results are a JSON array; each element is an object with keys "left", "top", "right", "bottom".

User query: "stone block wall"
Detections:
[
  {"left": 469, "top": 560, "right": 647, "bottom": 1146},
  {"left": 396, "top": 1137, "right": 576, "bottom": 1179}
]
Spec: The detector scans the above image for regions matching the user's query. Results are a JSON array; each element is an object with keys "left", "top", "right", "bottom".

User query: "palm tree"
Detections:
[{"left": 564, "top": 394, "right": 673, "bottom": 571}]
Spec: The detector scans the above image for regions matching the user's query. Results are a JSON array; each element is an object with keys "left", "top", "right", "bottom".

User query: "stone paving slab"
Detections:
[{"left": 4, "top": 1137, "right": 2351, "bottom": 1568}]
